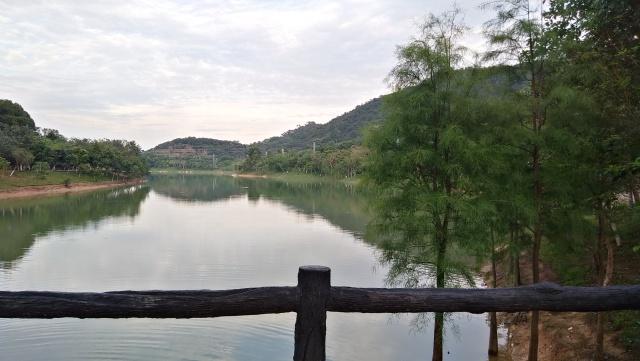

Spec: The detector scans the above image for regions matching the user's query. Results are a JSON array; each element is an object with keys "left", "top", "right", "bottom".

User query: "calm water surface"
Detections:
[{"left": 0, "top": 174, "right": 506, "bottom": 360}]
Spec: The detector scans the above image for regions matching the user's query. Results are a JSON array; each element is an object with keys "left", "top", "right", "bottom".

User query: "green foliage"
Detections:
[
  {"left": 0, "top": 99, "right": 36, "bottom": 129},
  {"left": 364, "top": 7, "right": 492, "bottom": 291},
  {"left": 239, "top": 145, "right": 263, "bottom": 172},
  {"left": 63, "top": 178, "right": 71, "bottom": 188},
  {"left": 144, "top": 137, "right": 245, "bottom": 170},
  {"left": 11, "top": 148, "right": 34, "bottom": 170},
  {"left": 363, "top": 0, "right": 640, "bottom": 297},
  {"left": 0, "top": 99, "right": 148, "bottom": 180},
  {"left": 32, "top": 161, "right": 49, "bottom": 178},
  {"left": 240, "top": 144, "right": 366, "bottom": 178},
  {"left": 256, "top": 97, "right": 382, "bottom": 153},
  {"left": 0, "top": 156, "right": 9, "bottom": 174}
]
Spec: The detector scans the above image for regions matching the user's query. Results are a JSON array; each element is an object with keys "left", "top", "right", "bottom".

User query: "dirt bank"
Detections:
[
  {"left": 0, "top": 179, "right": 145, "bottom": 200},
  {"left": 485, "top": 255, "right": 632, "bottom": 361}
]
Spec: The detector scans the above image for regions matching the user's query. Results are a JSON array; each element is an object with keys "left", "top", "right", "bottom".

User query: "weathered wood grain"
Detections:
[
  {"left": 294, "top": 266, "right": 331, "bottom": 361},
  {"left": 0, "top": 281, "right": 639, "bottom": 320},
  {"left": 328, "top": 282, "right": 640, "bottom": 313},
  {"left": 0, "top": 287, "right": 298, "bottom": 318}
]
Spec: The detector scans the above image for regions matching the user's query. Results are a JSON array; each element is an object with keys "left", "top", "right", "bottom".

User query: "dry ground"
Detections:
[{"left": 486, "top": 247, "right": 639, "bottom": 361}]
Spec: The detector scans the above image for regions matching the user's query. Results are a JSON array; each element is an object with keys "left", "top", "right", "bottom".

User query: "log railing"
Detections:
[{"left": 1, "top": 265, "right": 639, "bottom": 360}]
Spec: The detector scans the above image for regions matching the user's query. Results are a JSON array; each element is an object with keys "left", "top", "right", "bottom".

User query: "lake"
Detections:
[{"left": 0, "top": 174, "right": 507, "bottom": 361}]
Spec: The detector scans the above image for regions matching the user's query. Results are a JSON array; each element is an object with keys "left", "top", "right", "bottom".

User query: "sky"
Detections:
[{"left": 0, "top": 0, "right": 492, "bottom": 149}]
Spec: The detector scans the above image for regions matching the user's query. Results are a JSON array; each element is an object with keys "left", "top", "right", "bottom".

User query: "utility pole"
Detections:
[{"left": 312, "top": 142, "right": 316, "bottom": 154}]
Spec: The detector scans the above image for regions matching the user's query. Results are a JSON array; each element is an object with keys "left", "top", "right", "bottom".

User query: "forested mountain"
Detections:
[
  {"left": 145, "top": 96, "right": 383, "bottom": 169},
  {"left": 144, "top": 137, "right": 246, "bottom": 169},
  {"left": 255, "top": 96, "right": 382, "bottom": 153}
]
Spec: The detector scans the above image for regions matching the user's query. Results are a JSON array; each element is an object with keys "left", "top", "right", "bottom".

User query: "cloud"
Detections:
[{"left": 0, "top": 0, "right": 491, "bottom": 149}]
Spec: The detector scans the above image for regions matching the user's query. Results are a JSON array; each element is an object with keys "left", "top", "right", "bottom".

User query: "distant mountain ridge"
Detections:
[
  {"left": 144, "top": 137, "right": 247, "bottom": 169},
  {"left": 145, "top": 96, "right": 383, "bottom": 168},
  {"left": 149, "top": 137, "right": 246, "bottom": 158},
  {"left": 255, "top": 96, "right": 382, "bottom": 153}
]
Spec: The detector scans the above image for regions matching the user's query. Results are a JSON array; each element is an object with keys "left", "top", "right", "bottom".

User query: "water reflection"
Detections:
[
  {"left": 147, "top": 174, "right": 371, "bottom": 236},
  {"left": 0, "top": 174, "right": 505, "bottom": 361},
  {"left": 0, "top": 185, "right": 150, "bottom": 268},
  {"left": 150, "top": 174, "right": 245, "bottom": 203}
]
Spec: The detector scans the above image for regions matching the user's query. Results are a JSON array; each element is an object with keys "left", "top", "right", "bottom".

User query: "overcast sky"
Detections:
[{"left": 0, "top": 0, "right": 491, "bottom": 149}]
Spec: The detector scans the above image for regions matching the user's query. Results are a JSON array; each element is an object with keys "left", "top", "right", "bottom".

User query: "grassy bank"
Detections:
[
  {"left": 149, "top": 168, "right": 233, "bottom": 176},
  {"left": 0, "top": 171, "right": 113, "bottom": 191},
  {"left": 149, "top": 168, "right": 362, "bottom": 185},
  {"left": 264, "top": 172, "right": 361, "bottom": 186}
]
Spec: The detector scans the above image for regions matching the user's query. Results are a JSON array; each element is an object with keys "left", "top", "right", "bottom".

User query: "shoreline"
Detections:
[
  {"left": 231, "top": 173, "right": 268, "bottom": 179},
  {"left": 0, "top": 179, "right": 145, "bottom": 200},
  {"left": 149, "top": 168, "right": 361, "bottom": 185}
]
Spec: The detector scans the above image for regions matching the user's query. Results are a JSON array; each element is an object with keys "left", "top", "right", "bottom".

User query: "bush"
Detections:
[
  {"left": 32, "top": 161, "right": 49, "bottom": 178},
  {"left": 78, "top": 163, "right": 92, "bottom": 174},
  {"left": 63, "top": 178, "right": 71, "bottom": 188},
  {"left": 0, "top": 156, "right": 9, "bottom": 175}
]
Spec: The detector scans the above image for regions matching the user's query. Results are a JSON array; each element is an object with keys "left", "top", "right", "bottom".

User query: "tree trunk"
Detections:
[
  {"left": 596, "top": 312, "right": 605, "bottom": 361},
  {"left": 529, "top": 144, "right": 542, "bottom": 361},
  {"left": 514, "top": 252, "right": 521, "bottom": 287},
  {"left": 630, "top": 182, "right": 639, "bottom": 207},
  {"left": 511, "top": 227, "right": 522, "bottom": 287},
  {"left": 489, "top": 236, "right": 499, "bottom": 356},
  {"left": 489, "top": 312, "right": 499, "bottom": 356},
  {"left": 432, "top": 236, "right": 447, "bottom": 361},
  {"left": 595, "top": 209, "right": 615, "bottom": 361},
  {"left": 433, "top": 311, "right": 444, "bottom": 361},
  {"left": 528, "top": 310, "right": 540, "bottom": 361}
]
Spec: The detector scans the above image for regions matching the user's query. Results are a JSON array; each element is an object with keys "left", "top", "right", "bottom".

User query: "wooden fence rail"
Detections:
[{"left": 1, "top": 266, "right": 639, "bottom": 361}]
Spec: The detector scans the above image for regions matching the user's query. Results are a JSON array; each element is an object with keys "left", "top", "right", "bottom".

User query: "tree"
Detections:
[
  {"left": 0, "top": 156, "right": 9, "bottom": 175},
  {"left": 464, "top": 69, "right": 534, "bottom": 356},
  {"left": 12, "top": 148, "right": 34, "bottom": 171},
  {"left": 364, "top": 8, "right": 485, "bottom": 361},
  {"left": 482, "top": 1, "right": 548, "bottom": 359},
  {"left": 240, "top": 145, "right": 263, "bottom": 172},
  {"left": 32, "top": 161, "right": 50, "bottom": 178},
  {"left": 545, "top": 1, "right": 640, "bottom": 358}
]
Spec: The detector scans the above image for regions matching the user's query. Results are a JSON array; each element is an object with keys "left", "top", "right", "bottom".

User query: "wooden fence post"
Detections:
[{"left": 294, "top": 266, "right": 331, "bottom": 361}]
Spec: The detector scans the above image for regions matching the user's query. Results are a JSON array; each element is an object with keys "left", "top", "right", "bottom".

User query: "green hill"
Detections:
[
  {"left": 255, "top": 96, "right": 382, "bottom": 153},
  {"left": 144, "top": 137, "right": 247, "bottom": 169},
  {"left": 0, "top": 100, "right": 36, "bottom": 129},
  {"left": 145, "top": 96, "right": 383, "bottom": 169}
]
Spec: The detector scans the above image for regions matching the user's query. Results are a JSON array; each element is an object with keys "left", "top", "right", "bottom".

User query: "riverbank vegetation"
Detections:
[
  {"left": 0, "top": 100, "right": 149, "bottom": 189},
  {"left": 0, "top": 171, "right": 113, "bottom": 191},
  {"left": 361, "top": 1, "right": 639, "bottom": 361},
  {"left": 238, "top": 144, "right": 367, "bottom": 178}
]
